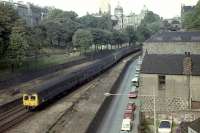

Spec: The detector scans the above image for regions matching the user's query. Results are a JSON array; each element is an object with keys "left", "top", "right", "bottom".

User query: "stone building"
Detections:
[
  {"left": 139, "top": 53, "right": 200, "bottom": 112},
  {"left": 143, "top": 31, "right": 200, "bottom": 56},
  {"left": 1, "top": 1, "right": 48, "bottom": 26},
  {"left": 113, "top": 4, "right": 147, "bottom": 30}
]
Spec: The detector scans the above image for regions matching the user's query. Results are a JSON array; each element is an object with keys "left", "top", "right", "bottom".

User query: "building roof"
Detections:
[
  {"left": 182, "top": 5, "right": 195, "bottom": 13},
  {"left": 145, "top": 31, "right": 200, "bottom": 43},
  {"left": 180, "top": 118, "right": 200, "bottom": 133},
  {"left": 141, "top": 54, "right": 200, "bottom": 76}
]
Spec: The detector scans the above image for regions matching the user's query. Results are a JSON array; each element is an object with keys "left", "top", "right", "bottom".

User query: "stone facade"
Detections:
[
  {"left": 139, "top": 74, "right": 200, "bottom": 112},
  {"left": 2, "top": 1, "right": 48, "bottom": 26},
  {"left": 113, "top": 4, "right": 147, "bottom": 30},
  {"left": 143, "top": 42, "right": 200, "bottom": 55}
]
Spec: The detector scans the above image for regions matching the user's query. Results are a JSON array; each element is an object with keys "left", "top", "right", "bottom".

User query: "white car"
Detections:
[
  {"left": 158, "top": 120, "right": 172, "bottom": 133},
  {"left": 131, "top": 77, "right": 139, "bottom": 87},
  {"left": 121, "top": 119, "right": 132, "bottom": 131}
]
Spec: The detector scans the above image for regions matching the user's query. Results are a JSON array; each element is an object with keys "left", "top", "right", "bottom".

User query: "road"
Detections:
[{"left": 96, "top": 58, "right": 140, "bottom": 133}]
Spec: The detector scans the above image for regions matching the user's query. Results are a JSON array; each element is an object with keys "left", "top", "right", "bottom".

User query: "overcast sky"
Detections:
[{"left": 5, "top": 0, "right": 198, "bottom": 18}]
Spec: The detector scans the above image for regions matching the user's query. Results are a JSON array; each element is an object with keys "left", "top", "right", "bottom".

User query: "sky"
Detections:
[{"left": 5, "top": 0, "right": 199, "bottom": 18}]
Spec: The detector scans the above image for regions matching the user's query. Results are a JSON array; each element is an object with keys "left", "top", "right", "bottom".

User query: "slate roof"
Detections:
[
  {"left": 145, "top": 31, "right": 200, "bottom": 42},
  {"left": 141, "top": 54, "right": 200, "bottom": 76},
  {"left": 180, "top": 118, "right": 200, "bottom": 133}
]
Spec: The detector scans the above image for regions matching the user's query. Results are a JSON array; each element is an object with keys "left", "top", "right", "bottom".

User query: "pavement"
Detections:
[{"left": 96, "top": 58, "right": 140, "bottom": 133}]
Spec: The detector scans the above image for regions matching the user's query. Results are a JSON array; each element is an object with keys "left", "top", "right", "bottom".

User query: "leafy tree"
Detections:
[
  {"left": 7, "top": 20, "right": 29, "bottom": 71},
  {"left": 0, "top": 2, "right": 19, "bottom": 58},
  {"left": 112, "top": 30, "right": 128, "bottom": 48},
  {"left": 72, "top": 29, "right": 93, "bottom": 53},
  {"left": 136, "top": 11, "right": 161, "bottom": 42},
  {"left": 183, "top": 1, "right": 200, "bottom": 30},
  {"left": 41, "top": 9, "right": 81, "bottom": 48},
  {"left": 125, "top": 26, "right": 137, "bottom": 46},
  {"left": 29, "top": 25, "right": 47, "bottom": 58},
  {"left": 79, "top": 14, "right": 113, "bottom": 30}
]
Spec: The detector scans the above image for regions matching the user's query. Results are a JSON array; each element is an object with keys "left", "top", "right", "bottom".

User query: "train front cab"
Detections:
[{"left": 23, "top": 94, "right": 39, "bottom": 109}]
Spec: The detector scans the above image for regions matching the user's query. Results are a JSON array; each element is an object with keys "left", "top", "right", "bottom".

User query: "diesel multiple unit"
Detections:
[{"left": 23, "top": 47, "right": 140, "bottom": 109}]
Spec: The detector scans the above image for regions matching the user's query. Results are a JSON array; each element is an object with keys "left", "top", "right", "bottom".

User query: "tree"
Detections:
[
  {"left": 79, "top": 14, "right": 113, "bottom": 30},
  {"left": 125, "top": 26, "right": 137, "bottom": 46},
  {"left": 29, "top": 25, "right": 47, "bottom": 59},
  {"left": 136, "top": 11, "right": 161, "bottom": 42},
  {"left": 41, "top": 9, "right": 81, "bottom": 48},
  {"left": 183, "top": 1, "right": 200, "bottom": 30},
  {"left": 112, "top": 30, "right": 129, "bottom": 48},
  {"left": 7, "top": 20, "right": 29, "bottom": 72},
  {"left": 0, "top": 2, "right": 19, "bottom": 58},
  {"left": 72, "top": 29, "right": 93, "bottom": 54}
]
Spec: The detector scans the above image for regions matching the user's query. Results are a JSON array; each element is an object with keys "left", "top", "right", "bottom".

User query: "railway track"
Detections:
[
  {"left": 0, "top": 48, "right": 141, "bottom": 132},
  {"left": 0, "top": 105, "right": 33, "bottom": 133}
]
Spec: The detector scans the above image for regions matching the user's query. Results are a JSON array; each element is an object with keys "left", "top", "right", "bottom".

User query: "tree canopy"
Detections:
[
  {"left": 136, "top": 11, "right": 161, "bottom": 42},
  {"left": 72, "top": 29, "right": 93, "bottom": 52},
  {"left": 183, "top": 1, "right": 200, "bottom": 30},
  {"left": 0, "top": 2, "right": 19, "bottom": 58}
]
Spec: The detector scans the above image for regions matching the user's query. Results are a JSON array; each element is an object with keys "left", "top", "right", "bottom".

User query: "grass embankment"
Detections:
[{"left": 0, "top": 48, "right": 81, "bottom": 81}]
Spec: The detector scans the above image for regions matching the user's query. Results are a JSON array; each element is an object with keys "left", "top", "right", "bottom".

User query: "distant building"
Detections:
[
  {"left": 99, "top": 0, "right": 111, "bottom": 15},
  {"left": 140, "top": 53, "right": 200, "bottom": 112},
  {"left": 143, "top": 31, "right": 200, "bottom": 55},
  {"left": 181, "top": 5, "right": 195, "bottom": 18},
  {"left": 113, "top": 3, "right": 123, "bottom": 30},
  {"left": 1, "top": 1, "right": 48, "bottom": 26},
  {"left": 113, "top": 4, "right": 147, "bottom": 30},
  {"left": 180, "top": 118, "right": 200, "bottom": 133}
]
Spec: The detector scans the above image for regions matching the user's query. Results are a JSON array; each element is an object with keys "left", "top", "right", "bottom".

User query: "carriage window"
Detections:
[
  {"left": 24, "top": 96, "right": 29, "bottom": 100},
  {"left": 31, "top": 96, "right": 36, "bottom": 100}
]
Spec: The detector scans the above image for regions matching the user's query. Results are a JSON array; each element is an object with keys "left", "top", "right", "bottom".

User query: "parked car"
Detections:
[
  {"left": 158, "top": 120, "right": 172, "bottom": 133},
  {"left": 121, "top": 119, "right": 132, "bottom": 131},
  {"left": 128, "top": 91, "right": 138, "bottom": 99},
  {"left": 126, "top": 102, "right": 136, "bottom": 111},
  {"left": 131, "top": 77, "right": 139, "bottom": 87},
  {"left": 120, "top": 131, "right": 129, "bottom": 133},
  {"left": 124, "top": 109, "right": 134, "bottom": 120},
  {"left": 136, "top": 66, "right": 140, "bottom": 72}
]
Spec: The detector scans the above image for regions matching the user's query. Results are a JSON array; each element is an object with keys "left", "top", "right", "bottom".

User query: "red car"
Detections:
[
  {"left": 126, "top": 103, "right": 136, "bottom": 111},
  {"left": 123, "top": 109, "right": 134, "bottom": 120},
  {"left": 128, "top": 91, "right": 138, "bottom": 99}
]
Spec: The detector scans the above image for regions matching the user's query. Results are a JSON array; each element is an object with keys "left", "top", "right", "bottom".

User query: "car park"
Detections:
[{"left": 158, "top": 120, "right": 172, "bottom": 133}]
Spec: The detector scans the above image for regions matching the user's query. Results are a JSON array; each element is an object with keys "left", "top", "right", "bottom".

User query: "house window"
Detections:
[{"left": 159, "top": 75, "right": 166, "bottom": 90}]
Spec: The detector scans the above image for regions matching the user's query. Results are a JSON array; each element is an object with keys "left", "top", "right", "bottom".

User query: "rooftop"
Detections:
[
  {"left": 145, "top": 31, "right": 200, "bottom": 43},
  {"left": 141, "top": 54, "right": 200, "bottom": 76}
]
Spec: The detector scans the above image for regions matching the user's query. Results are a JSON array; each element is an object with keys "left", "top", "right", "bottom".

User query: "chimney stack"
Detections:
[{"left": 183, "top": 52, "right": 192, "bottom": 75}]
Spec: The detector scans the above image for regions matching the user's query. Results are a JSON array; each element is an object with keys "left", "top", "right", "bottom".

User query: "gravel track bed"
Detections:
[{"left": 6, "top": 52, "right": 140, "bottom": 133}]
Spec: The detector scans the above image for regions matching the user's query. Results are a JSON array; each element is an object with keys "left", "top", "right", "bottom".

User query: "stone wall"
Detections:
[
  {"left": 139, "top": 74, "right": 200, "bottom": 112},
  {"left": 143, "top": 42, "right": 200, "bottom": 55},
  {"left": 142, "top": 111, "right": 200, "bottom": 124}
]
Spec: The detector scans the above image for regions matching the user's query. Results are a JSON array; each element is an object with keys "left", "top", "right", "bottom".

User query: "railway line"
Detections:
[
  {"left": 0, "top": 105, "right": 32, "bottom": 132},
  {"left": 0, "top": 47, "right": 141, "bottom": 132}
]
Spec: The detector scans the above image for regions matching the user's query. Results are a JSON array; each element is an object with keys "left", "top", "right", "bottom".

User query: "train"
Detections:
[{"left": 22, "top": 47, "right": 140, "bottom": 109}]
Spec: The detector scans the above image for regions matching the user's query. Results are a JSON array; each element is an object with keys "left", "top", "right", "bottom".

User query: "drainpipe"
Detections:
[{"left": 183, "top": 52, "right": 192, "bottom": 109}]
